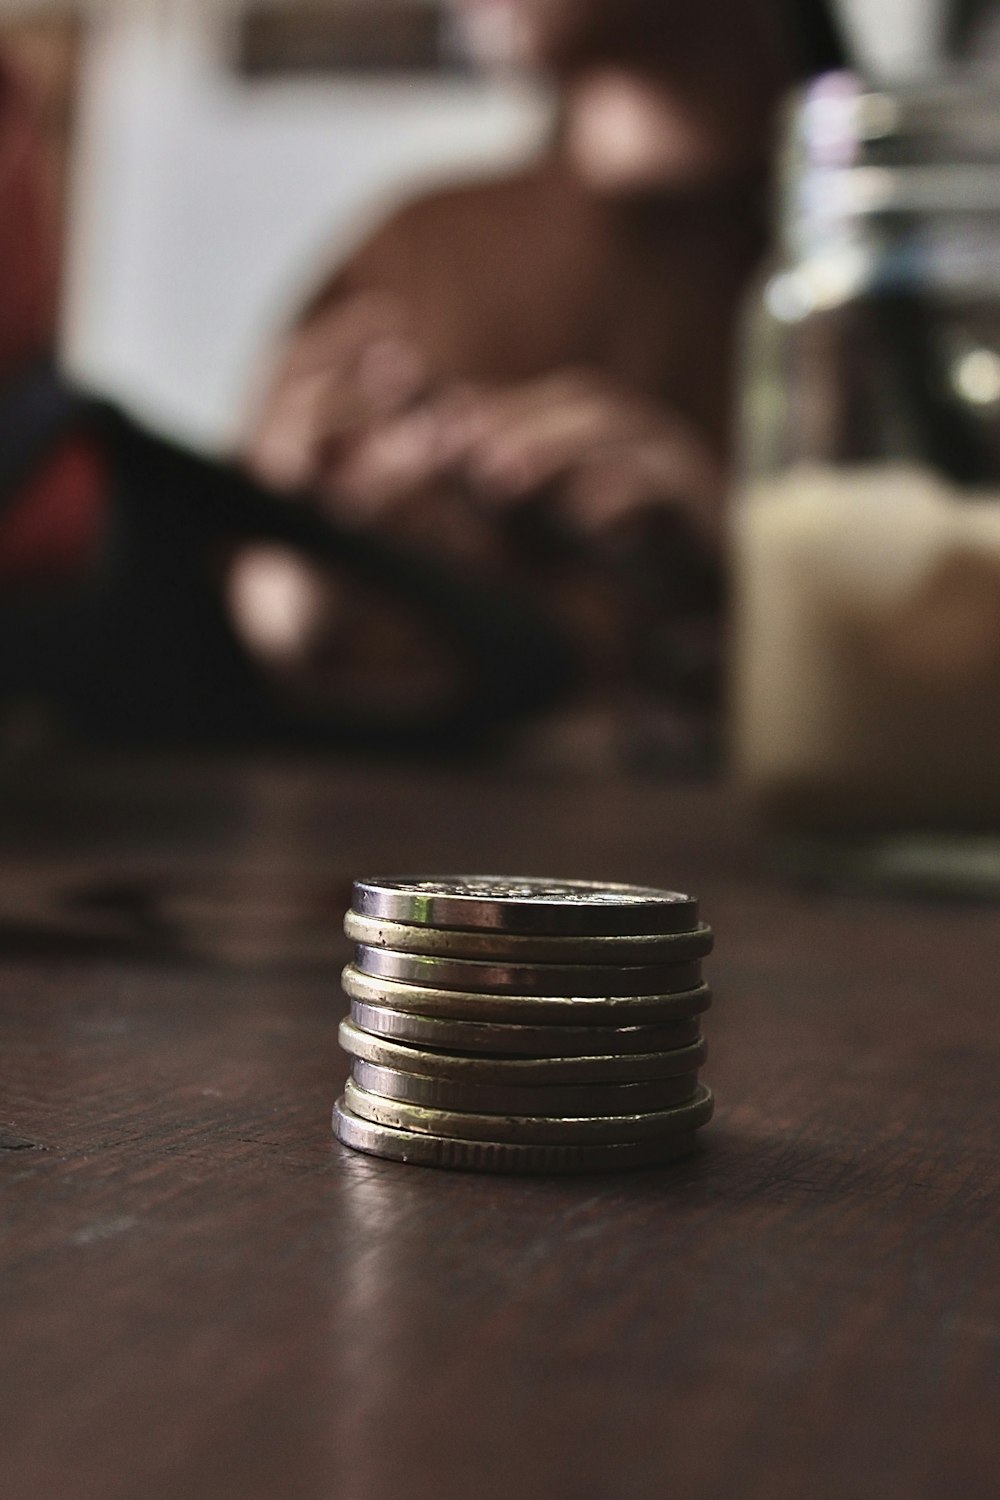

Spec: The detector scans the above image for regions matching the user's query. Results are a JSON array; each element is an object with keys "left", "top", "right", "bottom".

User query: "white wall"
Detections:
[{"left": 841, "top": 0, "right": 945, "bottom": 77}]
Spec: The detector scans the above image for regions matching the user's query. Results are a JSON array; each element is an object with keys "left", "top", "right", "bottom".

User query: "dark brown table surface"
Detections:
[{"left": 1, "top": 756, "right": 997, "bottom": 1500}]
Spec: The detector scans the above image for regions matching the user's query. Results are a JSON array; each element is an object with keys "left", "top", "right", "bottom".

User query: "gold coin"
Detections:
[
  {"left": 334, "top": 1098, "right": 705, "bottom": 1174},
  {"left": 349, "top": 999, "right": 702, "bottom": 1056},
  {"left": 341, "top": 963, "right": 712, "bottom": 1024},
  {"left": 345, "top": 1077, "right": 713, "bottom": 1144},
  {"left": 350, "top": 1058, "right": 702, "bottom": 1116},
  {"left": 344, "top": 910, "right": 712, "bottom": 965},
  {"left": 339, "top": 1018, "right": 706, "bottom": 1084}
]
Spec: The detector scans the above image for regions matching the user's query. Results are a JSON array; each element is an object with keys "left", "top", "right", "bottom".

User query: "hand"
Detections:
[
  {"left": 456, "top": 368, "right": 724, "bottom": 550},
  {"left": 245, "top": 292, "right": 486, "bottom": 540},
  {"left": 244, "top": 291, "right": 429, "bottom": 497},
  {"left": 324, "top": 367, "right": 726, "bottom": 547}
]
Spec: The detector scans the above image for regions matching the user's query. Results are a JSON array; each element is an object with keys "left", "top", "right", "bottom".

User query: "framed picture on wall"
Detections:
[{"left": 235, "top": 1, "right": 473, "bottom": 77}]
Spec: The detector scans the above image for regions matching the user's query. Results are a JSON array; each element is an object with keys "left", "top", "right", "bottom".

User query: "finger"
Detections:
[
  {"left": 247, "top": 356, "right": 392, "bottom": 493},
  {"left": 279, "top": 291, "right": 413, "bottom": 381},
  {"left": 354, "top": 331, "right": 428, "bottom": 415},
  {"left": 461, "top": 368, "right": 610, "bottom": 447},
  {"left": 245, "top": 369, "right": 331, "bottom": 492},
  {"left": 292, "top": 298, "right": 428, "bottom": 417},
  {"left": 469, "top": 387, "right": 659, "bottom": 498},
  {"left": 316, "top": 391, "right": 475, "bottom": 520},
  {"left": 247, "top": 296, "right": 428, "bottom": 491}
]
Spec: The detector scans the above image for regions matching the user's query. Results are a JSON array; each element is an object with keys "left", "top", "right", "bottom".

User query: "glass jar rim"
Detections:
[
  {"left": 788, "top": 72, "right": 1000, "bottom": 218},
  {"left": 796, "top": 72, "right": 1000, "bottom": 166}
]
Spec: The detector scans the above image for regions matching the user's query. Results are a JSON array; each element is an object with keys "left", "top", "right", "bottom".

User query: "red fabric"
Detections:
[
  {"left": 0, "top": 438, "right": 108, "bottom": 583},
  {"left": 0, "top": 58, "right": 107, "bottom": 584}
]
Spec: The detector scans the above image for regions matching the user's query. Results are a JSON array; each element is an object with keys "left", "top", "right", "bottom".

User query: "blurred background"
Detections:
[
  {"left": 3, "top": 0, "right": 943, "bottom": 451},
  {"left": 5, "top": 0, "right": 1000, "bottom": 858}
]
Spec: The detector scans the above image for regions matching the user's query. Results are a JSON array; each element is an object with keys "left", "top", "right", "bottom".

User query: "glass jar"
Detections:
[{"left": 732, "top": 72, "right": 1000, "bottom": 886}]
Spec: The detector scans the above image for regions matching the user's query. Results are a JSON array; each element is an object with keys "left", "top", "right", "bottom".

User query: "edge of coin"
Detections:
[
  {"left": 352, "top": 876, "right": 700, "bottom": 937},
  {"left": 339, "top": 1017, "right": 707, "bottom": 1083},
  {"left": 349, "top": 999, "right": 702, "bottom": 1056},
  {"left": 333, "top": 1098, "right": 705, "bottom": 1174},
  {"left": 344, "top": 910, "right": 713, "bottom": 964},
  {"left": 341, "top": 964, "right": 713, "bottom": 1023},
  {"left": 351, "top": 1058, "right": 702, "bottom": 1116},
  {"left": 351, "top": 946, "right": 706, "bottom": 998},
  {"left": 344, "top": 1077, "right": 714, "bottom": 1145}
]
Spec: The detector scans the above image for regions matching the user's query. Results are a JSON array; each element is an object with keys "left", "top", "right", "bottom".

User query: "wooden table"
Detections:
[{"left": 1, "top": 757, "right": 997, "bottom": 1500}]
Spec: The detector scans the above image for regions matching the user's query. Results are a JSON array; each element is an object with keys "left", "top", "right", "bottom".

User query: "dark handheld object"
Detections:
[{"left": 0, "top": 365, "right": 578, "bottom": 753}]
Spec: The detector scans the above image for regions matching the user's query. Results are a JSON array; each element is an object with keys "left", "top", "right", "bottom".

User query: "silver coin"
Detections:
[
  {"left": 352, "top": 875, "right": 699, "bottom": 937},
  {"left": 345, "top": 1077, "right": 714, "bottom": 1145},
  {"left": 341, "top": 964, "right": 713, "bottom": 1024},
  {"left": 345, "top": 910, "right": 713, "bottom": 965},
  {"left": 349, "top": 999, "right": 703, "bottom": 1056},
  {"left": 353, "top": 944, "right": 704, "bottom": 998},
  {"left": 350, "top": 1058, "right": 702, "bottom": 1116},
  {"left": 339, "top": 1018, "right": 706, "bottom": 1084},
  {"left": 334, "top": 1098, "right": 705, "bottom": 1174}
]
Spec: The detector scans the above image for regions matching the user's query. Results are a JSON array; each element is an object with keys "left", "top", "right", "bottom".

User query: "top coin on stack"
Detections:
[
  {"left": 351, "top": 875, "right": 703, "bottom": 937},
  {"left": 335, "top": 875, "right": 715, "bottom": 1173}
]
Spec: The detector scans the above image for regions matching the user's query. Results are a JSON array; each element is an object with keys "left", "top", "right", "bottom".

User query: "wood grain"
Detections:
[{"left": 1, "top": 757, "right": 998, "bottom": 1500}]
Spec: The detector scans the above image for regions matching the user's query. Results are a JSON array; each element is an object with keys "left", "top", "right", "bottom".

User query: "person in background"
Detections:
[
  {"left": 0, "top": 30, "right": 572, "bottom": 754},
  {"left": 238, "top": 0, "right": 796, "bottom": 762},
  {"left": 0, "top": 4, "right": 814, "bottom": 758}
]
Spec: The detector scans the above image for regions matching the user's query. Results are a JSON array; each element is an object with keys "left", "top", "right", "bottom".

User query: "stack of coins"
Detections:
[{"left": 334, "top": 877, "right": 715, "bottom": 1174}]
